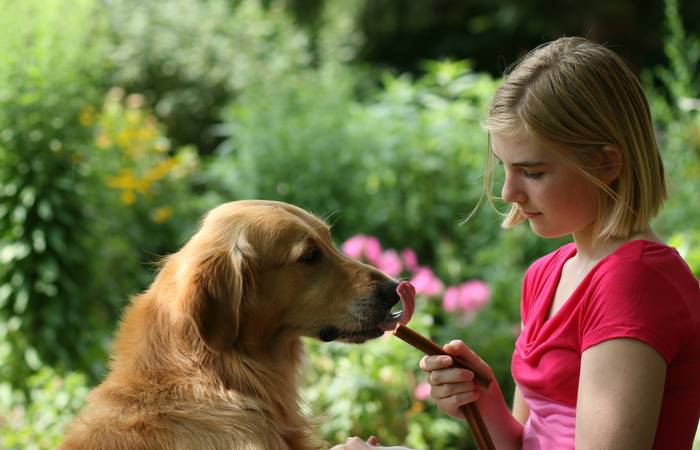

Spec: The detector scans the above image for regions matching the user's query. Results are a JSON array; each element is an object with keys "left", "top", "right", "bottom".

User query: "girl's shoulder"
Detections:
[
  {"left": 582, "top": 240, "right": 700, "bottom": 363},
  {"left": 592, "top": 240, "right": 700, "bottom": 319},
  {"left": 603, "top": 240, "right": 697, "bottom": 289}
]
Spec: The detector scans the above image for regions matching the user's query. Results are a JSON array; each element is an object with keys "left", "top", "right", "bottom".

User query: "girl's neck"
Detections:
[{"left": 571, "top": 225, "right": 662, "bottom": 263}]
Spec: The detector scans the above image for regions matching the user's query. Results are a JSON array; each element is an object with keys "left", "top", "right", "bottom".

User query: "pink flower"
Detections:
[
  {"left": 340, "top": 234, "right": 383, "bottom": 266},
  {"left": 414, "top": 381, "right": 431, "bottom": 401},
  {"left": 458, "top": 280, "right": 491, "bottom": 312},
  {"left": 410, "top": 267, "right": 444, "bottom": 297},
  {"left": 401, "top": 248, "right": 419, "bottom": 273},
  {"left": 377, "top": 250, "right": 402, "bottom": 277},
  {"left": 442, "top": 286, "right": 460, "bottom": 312},
  {"left": 341, "top": 235, "right": 366, "bottom": 259},
  {"left": 363, "top": 236, "right": 383, "bottom": 266}
]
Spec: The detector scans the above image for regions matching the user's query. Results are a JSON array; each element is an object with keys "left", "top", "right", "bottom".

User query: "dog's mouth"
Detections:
[
  {"left": 378, "top": 281, "right": 415, "bottom": 331},
  {"left": 318, "top": 325, "right": 383, "bottom": 343},
  {"left": 319, "top": 282, "right": 416, "bottom": 344}
]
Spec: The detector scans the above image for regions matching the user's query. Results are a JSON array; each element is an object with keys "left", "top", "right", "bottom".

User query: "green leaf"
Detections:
[
  {"left": 24, "top": 347, "right": 41, "bottom": 371},
  {"left": 0, "top": 284, "right": 11, "bottom": 308},
  {"left": 13, "top": 287, "right": 29, "bottom": 314}
]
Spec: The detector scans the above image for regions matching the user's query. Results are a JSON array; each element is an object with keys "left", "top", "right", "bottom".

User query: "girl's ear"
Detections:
[{"left": 599, "top": 144, "right": 624, "bottom": 185}]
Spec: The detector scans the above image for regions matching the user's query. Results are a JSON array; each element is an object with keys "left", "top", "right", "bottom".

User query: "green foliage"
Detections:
[
  {"left": 103, "top": 0, "right": 312, "bottom": 152},
  {"left": 304, "top": 313, "right": 467, "bottom": 449},
  {"left": 78, "top": 88, "right": 205, "bottom": 302},
  {"left": 0, "top": 0, "right": 207, "bottom": 388},
  {"left": 213, "top": 59, "right": 531, "bottom": 264},
  {"left": 645, "top": 0, "right": 700, "bottom": 274},
  {"left": 0, "top": 368, "right": 89, "bottom": 450},
  {"left": 0, "top": 0, "right": 111, "bottom": 387},
  {"left": 655, "top": 0, "right": 700, "bottom": 104}
]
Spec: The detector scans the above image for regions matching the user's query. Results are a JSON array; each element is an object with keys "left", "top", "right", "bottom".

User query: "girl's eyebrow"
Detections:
[{"left": 492, "top": 153, "right": 547, "bottom": 167}]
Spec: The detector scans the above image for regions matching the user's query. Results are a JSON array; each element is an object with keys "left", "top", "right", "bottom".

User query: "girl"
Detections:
[
  {"left": 335, "top": 36, "right": 700, "bottom": 449},
  {"left": 422, "top": 36, "right": 700, "bottom": 449}
]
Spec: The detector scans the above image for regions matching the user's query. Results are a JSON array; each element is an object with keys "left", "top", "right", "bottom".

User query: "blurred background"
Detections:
[{"left": 0, "top": 0, "right": 698, "bottom": 448}]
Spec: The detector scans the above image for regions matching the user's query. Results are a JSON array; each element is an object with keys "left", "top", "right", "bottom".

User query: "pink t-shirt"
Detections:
[{"left": 512, "top": 240, "right": 700, "bottom": 449}]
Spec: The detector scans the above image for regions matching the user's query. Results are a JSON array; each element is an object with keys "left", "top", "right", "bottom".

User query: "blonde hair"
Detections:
[{"left": 482, "top": 36, "right": 666, "bottom": 240}]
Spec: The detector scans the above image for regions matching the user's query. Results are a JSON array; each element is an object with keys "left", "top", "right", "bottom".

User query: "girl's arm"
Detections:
[
  {"left": 576, "top": 338, "right": 666, "bottom": 449},
  {"left": 512, "top": 385, "right": 530, "bottom": 426}
]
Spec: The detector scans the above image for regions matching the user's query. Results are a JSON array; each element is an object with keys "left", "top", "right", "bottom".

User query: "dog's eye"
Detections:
[{"left": 298, "top": 248, "right": 321, "bottom": 264}]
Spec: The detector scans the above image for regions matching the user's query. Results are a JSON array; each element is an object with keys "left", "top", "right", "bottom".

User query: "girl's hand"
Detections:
[
  {"left": 418, "top": 339, "right": 495, "bottom": 419},
  {"left": 330, "top": 436, "right": 413, "bottom": 450}
]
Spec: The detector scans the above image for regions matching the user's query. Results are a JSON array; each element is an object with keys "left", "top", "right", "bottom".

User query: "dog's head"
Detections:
[{"left": 166, "top": 200, "right": 407, "bottom": 352}]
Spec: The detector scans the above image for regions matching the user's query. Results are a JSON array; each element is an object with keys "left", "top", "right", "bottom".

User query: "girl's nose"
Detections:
[{"left": 501, "top": 173, "right": 526, "bottom": 204}]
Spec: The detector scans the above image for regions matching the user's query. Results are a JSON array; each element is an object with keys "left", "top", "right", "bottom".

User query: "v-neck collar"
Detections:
[{"left": 524, "top": 239, "right": 665, "bottom": 350}]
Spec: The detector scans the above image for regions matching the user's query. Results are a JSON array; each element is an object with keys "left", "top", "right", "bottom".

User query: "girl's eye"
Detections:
[{"left": 524, "top": 171, "right": 544, "bottom": 179}]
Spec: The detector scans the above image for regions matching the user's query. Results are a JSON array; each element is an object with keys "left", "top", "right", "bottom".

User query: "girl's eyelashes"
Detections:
[
  {"left": 523, "top": 171, "right": 544, "bottom": 179},
  {"left": 494, "top": 154, "right": 545, "bottom": 178}
]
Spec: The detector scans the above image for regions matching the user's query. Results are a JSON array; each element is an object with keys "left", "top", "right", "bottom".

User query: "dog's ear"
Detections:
[{"left": 187, "top": 245, "right": 248, "bottom": 353}]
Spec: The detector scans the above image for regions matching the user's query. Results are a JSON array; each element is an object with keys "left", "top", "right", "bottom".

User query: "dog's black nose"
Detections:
[{"left": 377, "top": 279, "right": 400, "bottom": 308}]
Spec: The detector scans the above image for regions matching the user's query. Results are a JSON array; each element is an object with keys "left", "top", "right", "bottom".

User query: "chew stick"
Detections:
[{"left": 393, "top": 324, "right": 496, "bottom": 450}]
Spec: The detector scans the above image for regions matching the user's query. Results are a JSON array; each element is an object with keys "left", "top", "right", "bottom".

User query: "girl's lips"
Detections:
[{"left": 521, "top": 211, "right": 542, "bottom": 219}]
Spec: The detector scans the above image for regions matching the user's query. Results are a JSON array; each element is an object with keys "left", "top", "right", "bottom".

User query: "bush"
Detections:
[
  {"left": 644, "top": 0, "right": 700, "bottom": 275},
  {"left": 0, "top": 0, "right": 111, "bottom": 387},
  {"left": 0, "top": 0, "right": 316, "bottom": 389},
  {"left": 103, "top": 0, "right": 312, "bottom": 152},
  {"left": 0, "top": 368, "right": 89, "bottom": 450},
  {"left": 212, "top": 59, "right": 557, "bottom": 264},
  {"left": 78, "top": 87, "right": 205, "bottom": 299},
  {"left": 0, "top": 0, "right": 206, "bottom": 385}
]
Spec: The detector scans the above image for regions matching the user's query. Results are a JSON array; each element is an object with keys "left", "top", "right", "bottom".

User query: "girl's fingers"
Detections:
[
  {"left": 436, "top": 390, "right": 481, "bottom": 414},
  {"left": 430, "top": 379, "right": 479, "bottom": 400},
  {"left": 428, "top": 367, "right": 474, "bottom": 385},
  {"left": 419, "top": 354, "right": 453, "bottom": 371},
  {"left": 443, "top": 340, "right": 493, "bottom": 376},
  {"left": 341, "top": 437, "right": 370, "bottom": 449}
]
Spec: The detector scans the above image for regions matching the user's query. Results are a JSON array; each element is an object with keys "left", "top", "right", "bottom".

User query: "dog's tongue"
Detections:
[{"left": 379, "top": 281, "right": 416, "bottom": 331}]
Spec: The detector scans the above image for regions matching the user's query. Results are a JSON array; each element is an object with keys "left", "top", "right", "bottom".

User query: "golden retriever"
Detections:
[{"left": 59, "top": 200, "right": 412, "bottom": 450}]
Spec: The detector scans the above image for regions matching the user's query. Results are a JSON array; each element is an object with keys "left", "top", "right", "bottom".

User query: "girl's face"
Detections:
[{"left": 491, "top": 133, "right": 600, "bottom": 239}]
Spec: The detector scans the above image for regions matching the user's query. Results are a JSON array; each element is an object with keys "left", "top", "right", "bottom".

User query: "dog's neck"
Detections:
[{"left": 110, "top": 293, "right": 312, "bottom": 430}]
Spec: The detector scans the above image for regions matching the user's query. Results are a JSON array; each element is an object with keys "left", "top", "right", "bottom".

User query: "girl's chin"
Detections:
[{"left": 528, "top": 222, "right": 570, "bottom": 239}]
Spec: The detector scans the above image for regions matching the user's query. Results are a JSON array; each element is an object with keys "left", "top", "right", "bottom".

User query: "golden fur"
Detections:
[{"left": 59, "top": 200, "right": 401, "bottom": 450}]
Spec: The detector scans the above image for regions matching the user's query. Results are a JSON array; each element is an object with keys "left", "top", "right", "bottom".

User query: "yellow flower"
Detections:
[
  {"left": 137, "top": 178, "right": 152, "bottom": 194},
  {"left": 139, "top": 125, "right": 156, "bottom": 143},
  {"left": 125, "top": 109, "right": 142, "bottom": 126},
  {"left": 116, "top": 129, "right": 134, "bottom": 150},
  {"left": 152, "top": 206, "right": 173, "bottom": 223},
  {"left": 120, "top": 190, "right": 136, "bottom": 205},
  {"left": 410, "top": 401, "right": 424, "bottom": 413},
  {"left": 107, "top": 170, "right": 139, "bottom": 190},
  {"left": 80, "top": 106, "right": 95, "bottom": 127},
  {"left": 144, "top": 158, "right": 177, "bottom": 184}
]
